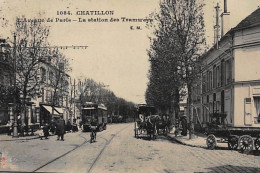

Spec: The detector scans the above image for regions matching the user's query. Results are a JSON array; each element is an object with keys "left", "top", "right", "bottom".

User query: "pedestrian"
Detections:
[
  {"left": 56, "top": 116, "right": 65, "bottom": 141},
  {"left": 7, "top": 121, "right": 13, "bottom": 136},
  {"left": 49, "top": 120, "right": 56, "bottom": 135},
  {"left": 90, "top": 126, "right": 97, "bottom": 143},
  {"left": 66, "top": 119, "right": 72, "bottom": 132},
  {"left": 43, "top": 123, "right": 50, "bottom": 139}
]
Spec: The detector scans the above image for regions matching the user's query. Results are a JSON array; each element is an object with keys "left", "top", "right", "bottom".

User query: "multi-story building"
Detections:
[
  {"left": 193, "top": 6, "right": 260, "bottom": 130},
  {"left": 31, "top": 56, "right": 71, "bottom": 126},
  {"left": 0, "top": 39, "right": 13, "bottom": 125}
]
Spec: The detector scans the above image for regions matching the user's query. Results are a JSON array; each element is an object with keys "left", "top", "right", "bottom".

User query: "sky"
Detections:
[{"left": 1, "top": 0, "right": 260, "bottom": 104}]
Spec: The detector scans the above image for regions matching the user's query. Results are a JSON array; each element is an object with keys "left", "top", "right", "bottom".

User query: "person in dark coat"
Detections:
[
  {"left": 56, "top": 117, "right": 65, "bottom": 141},
  {"left": 43, "top": 123, "right": 50, "bottom": 139},
  {"left": 66, "top": 120, "right": 72, "bottom": 132},
  {"left": 49, "top": 120, "right": 56, "bottom": 135}
]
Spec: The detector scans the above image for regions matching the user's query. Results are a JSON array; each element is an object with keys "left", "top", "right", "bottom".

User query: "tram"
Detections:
[{"left": 81, "top": 102, "right": 108, "bottom": 132}]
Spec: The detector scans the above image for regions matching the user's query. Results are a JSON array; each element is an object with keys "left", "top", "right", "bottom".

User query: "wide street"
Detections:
[{"left": 0, "top": 123, "right": 259, "bottom": 173}]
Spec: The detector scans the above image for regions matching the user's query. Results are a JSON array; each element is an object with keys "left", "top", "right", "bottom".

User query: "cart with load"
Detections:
[{"left": 206, "top": 112, "right": 260, "bottom": 154}]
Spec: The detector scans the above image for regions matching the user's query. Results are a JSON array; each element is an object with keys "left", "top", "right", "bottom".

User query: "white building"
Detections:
[{"left": 194, "top": 6, "right": 260, "bottom": 129}]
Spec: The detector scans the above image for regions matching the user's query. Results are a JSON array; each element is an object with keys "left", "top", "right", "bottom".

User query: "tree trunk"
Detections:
[{"left": 187, "top": 84, "right": 194, "bottom": 139}]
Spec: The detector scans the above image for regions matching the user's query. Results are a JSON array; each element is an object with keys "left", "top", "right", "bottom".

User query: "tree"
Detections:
[
  {"left": 147, "top": 0, "right": 206, "bottom": 138},
  {"left": 77, "top": 77, "right": 136, "bottom": 122},
  {"left": 146, "top": 0, "right": 185, "bottom": 120},
  {"left": 47, "top": 50, "right": 71, "bottom": 114},
  {"left": 13, "top": 17, "right": 50, "bottom": 131},
  {"left": 166, "top": 0, "right": 206, "bottom": 139}
]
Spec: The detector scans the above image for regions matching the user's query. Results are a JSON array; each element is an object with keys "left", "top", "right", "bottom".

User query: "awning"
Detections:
[
  {"left": 42, "top": 105, "right": 60, "bottom": 115},
  {"left": 83, "top": 107, "right": 95, "bottom": 110},
  {"left": 54, "top": 107, "right": 63, "bottom": 114}
]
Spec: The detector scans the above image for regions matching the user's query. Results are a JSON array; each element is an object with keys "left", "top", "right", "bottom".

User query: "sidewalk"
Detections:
[
  {"left": 167, "top": 131, "right": 227, "bottom": 149},
  {"left": 0, "top": 130, "right": 44, "bottom": 142}
]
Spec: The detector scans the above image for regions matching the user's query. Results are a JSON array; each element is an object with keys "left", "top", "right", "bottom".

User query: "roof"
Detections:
[
  {"left": 234, "top": 7, "right": 260, "bottom": 31},
  {"left": 201, "top": 8, "right": 260, "bottom": 61}
]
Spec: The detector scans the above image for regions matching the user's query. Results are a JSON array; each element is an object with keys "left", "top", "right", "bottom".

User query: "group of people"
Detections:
[
  {"left": 41, "top": 117, "right": 82, "bottom": 141},
  {"left": 7, "top": 115, "right": 30, "bottom": 137},
  {"left": 41, "top": 116, "right": 66, "bottom": 141},
  {"left": 41, "top": 117, "right": 99, "bottom": 143}
]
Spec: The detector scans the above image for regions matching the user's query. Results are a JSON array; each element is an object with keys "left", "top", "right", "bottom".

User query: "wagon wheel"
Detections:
[
  {"left": 228, "top": 135, "right": 239, "bottom": 150},
  {"left": 255, "top": 138, "right": 260, "bottom": 150},
  {"left": 239, "top": 135, "right": 254, "bottom": 154},
  {"left": 134, "top": 122, "right": 139, "bottom": 138},
  {"left": 153, "top": 124, "right": 157, "bottom": 139},
  {"left": 206, "top": 134, "right": 217, "bottom": 150},
  {"left": 164, "top": 126, "right": 169, "bottom": 135}
]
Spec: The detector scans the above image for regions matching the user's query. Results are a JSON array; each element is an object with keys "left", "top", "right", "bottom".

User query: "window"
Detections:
[
  {"left": 49, "top": 71, "right": 54, "bottom": 83},
  {"left": 225, "top": 59, "right": 231, "bottom": 84},
  {"left": 202, "top": 74, "right": 206, "bottom": 93},
  {"left": 221, "top": 60, "right": 225, "bottom": 86},
  {"left": 206, "top": 71, "right": 209, "bottom": 91},
  {"left": 254, "top": 97, "right": 260, "bottom": 123},
  {"left": 209, "top": 71, "right": 212, "bottom": 91},
  {"left": 213, "top": 65, "right": 216, "bottom": 88},
  {"left": 216, "top": 66, "right": 220, "bottom": 87},
  {"left": 40, "top": 67, "right": 46, "bottom": 82}
]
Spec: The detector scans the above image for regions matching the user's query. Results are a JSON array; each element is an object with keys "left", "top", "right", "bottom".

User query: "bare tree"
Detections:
[
  {"left": 48, "top": 50, "right": 71, "bottom": 114},
  {"left": 13, "top": 17, "right": 50, "bottom": 131}
]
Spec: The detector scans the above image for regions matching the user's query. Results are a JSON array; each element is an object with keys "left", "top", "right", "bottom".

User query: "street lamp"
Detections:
[{"left": 12, "top": 33, "right": 18, "bottom": 138}]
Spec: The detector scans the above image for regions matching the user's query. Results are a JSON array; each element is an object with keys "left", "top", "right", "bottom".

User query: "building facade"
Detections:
[
  {"left": 0, "top": 39, "right": 13, "bottom": 125},
  {"left": 193, "top": 7, "right": 260, "bottom": 129},
  {"left": 31, "top": 56, "right": 71, "bottom": 126}
]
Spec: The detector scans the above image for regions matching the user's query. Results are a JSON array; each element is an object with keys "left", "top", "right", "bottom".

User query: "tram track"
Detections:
[
  {"left": 32, "top": 124, "right": 131, "bottom": 172},
  {"left": 87, "top": 124, "right": 130, "bottom": 173}
]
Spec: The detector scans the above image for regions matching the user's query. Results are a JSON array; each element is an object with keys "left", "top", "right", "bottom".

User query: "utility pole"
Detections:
[
  {"left": 214, "top": 3, "right": 220, "bottom": 49},
  {"left": 73, "top": 78, "right": 76, "bottom": 122},
  {"left": 13, "top": 33, "right": 18, "bottom": 138}
]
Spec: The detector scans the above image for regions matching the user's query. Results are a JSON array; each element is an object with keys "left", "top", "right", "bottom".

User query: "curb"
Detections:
[
  {"left": 0, "top": 134, "right": 56, "bottom": 142},
  {"left": 0, "top": 135, "right": 41, "bottom": 142},
  {"left": 166, "top": 134, "right": 207, "bottom": 149}
]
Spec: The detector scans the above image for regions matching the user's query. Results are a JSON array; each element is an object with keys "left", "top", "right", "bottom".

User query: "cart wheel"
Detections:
[
  {"left": 254, "top": 138, "right": 260, "bottom": 151},
  {"left": 153, "top": 124, "right": 159, "bottom": 139},
  {"left": 239, "top": 135, "right": 254, "bottom": 154},
  {"left": 164, "top": 126, "right": 169, "bottom": 135},
  {"left": 134, "top": 123, "right": 137, "bottom": 138},
  {"left": 206, "top": 134, "right": 217, "bottom": 150},
  {"left": 228, "top": 135, "right": 239, "bottom": 150}
]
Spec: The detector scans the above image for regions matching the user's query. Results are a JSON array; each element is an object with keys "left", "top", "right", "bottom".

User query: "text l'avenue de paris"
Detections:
[{"left": 16, "top": 10, "right": 153, "bottom": 24}]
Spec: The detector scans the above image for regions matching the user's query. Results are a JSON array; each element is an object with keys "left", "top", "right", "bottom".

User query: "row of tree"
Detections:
[
  {"left": 76, "top": 78, "right": 136, "bottom": 122},
  {"left": 146, "top": 0, "right": 206, "bottom": 138}
]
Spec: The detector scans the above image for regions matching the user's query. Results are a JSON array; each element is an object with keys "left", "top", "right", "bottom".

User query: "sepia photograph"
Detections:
[{"left": 0, "top": 0, "right": 260, "bottom": 172}]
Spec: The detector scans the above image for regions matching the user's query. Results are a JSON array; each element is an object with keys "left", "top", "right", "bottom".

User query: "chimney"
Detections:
[
  {"left": 221, "top": 0, "right": 230, "bottom": 37},
  {"left": 224, "top": 0, "right": 227, "bottom": 13},
  {"left": 214, "top": 3, "right": 220, "bottom": 48}
]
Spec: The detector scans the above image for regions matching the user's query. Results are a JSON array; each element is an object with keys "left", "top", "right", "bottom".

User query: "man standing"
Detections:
[{"left": 56, "top": 116, "right": 65, "bottom": 141}]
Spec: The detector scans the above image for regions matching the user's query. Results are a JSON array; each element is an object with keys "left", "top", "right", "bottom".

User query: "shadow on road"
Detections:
[
  {"left": 134, "top": 135, "right": 177, "bottom": 142},
  {"left": 205, "top": 165, "right": 260, "bottom": 173}
]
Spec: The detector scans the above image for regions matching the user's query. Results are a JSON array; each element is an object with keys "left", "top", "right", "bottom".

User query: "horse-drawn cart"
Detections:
[
  {"left": 134, "top": 105, "right": 157, "bottom": 139},
  {"left": 206, "top": 113, "right": 260, "bottom": 154}
]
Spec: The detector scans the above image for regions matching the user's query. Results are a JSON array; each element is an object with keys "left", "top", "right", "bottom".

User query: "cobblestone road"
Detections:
[{"left": 0, "top": 123, "right": 259, "bottom": 173}]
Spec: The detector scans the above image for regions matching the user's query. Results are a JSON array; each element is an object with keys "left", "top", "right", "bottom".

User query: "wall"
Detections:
[
  {"left": 234, "top": 26, "right": 260, "bottom": 82},
  {"left": 233, "top": 84, "right": 251, "bottom": 127}
]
